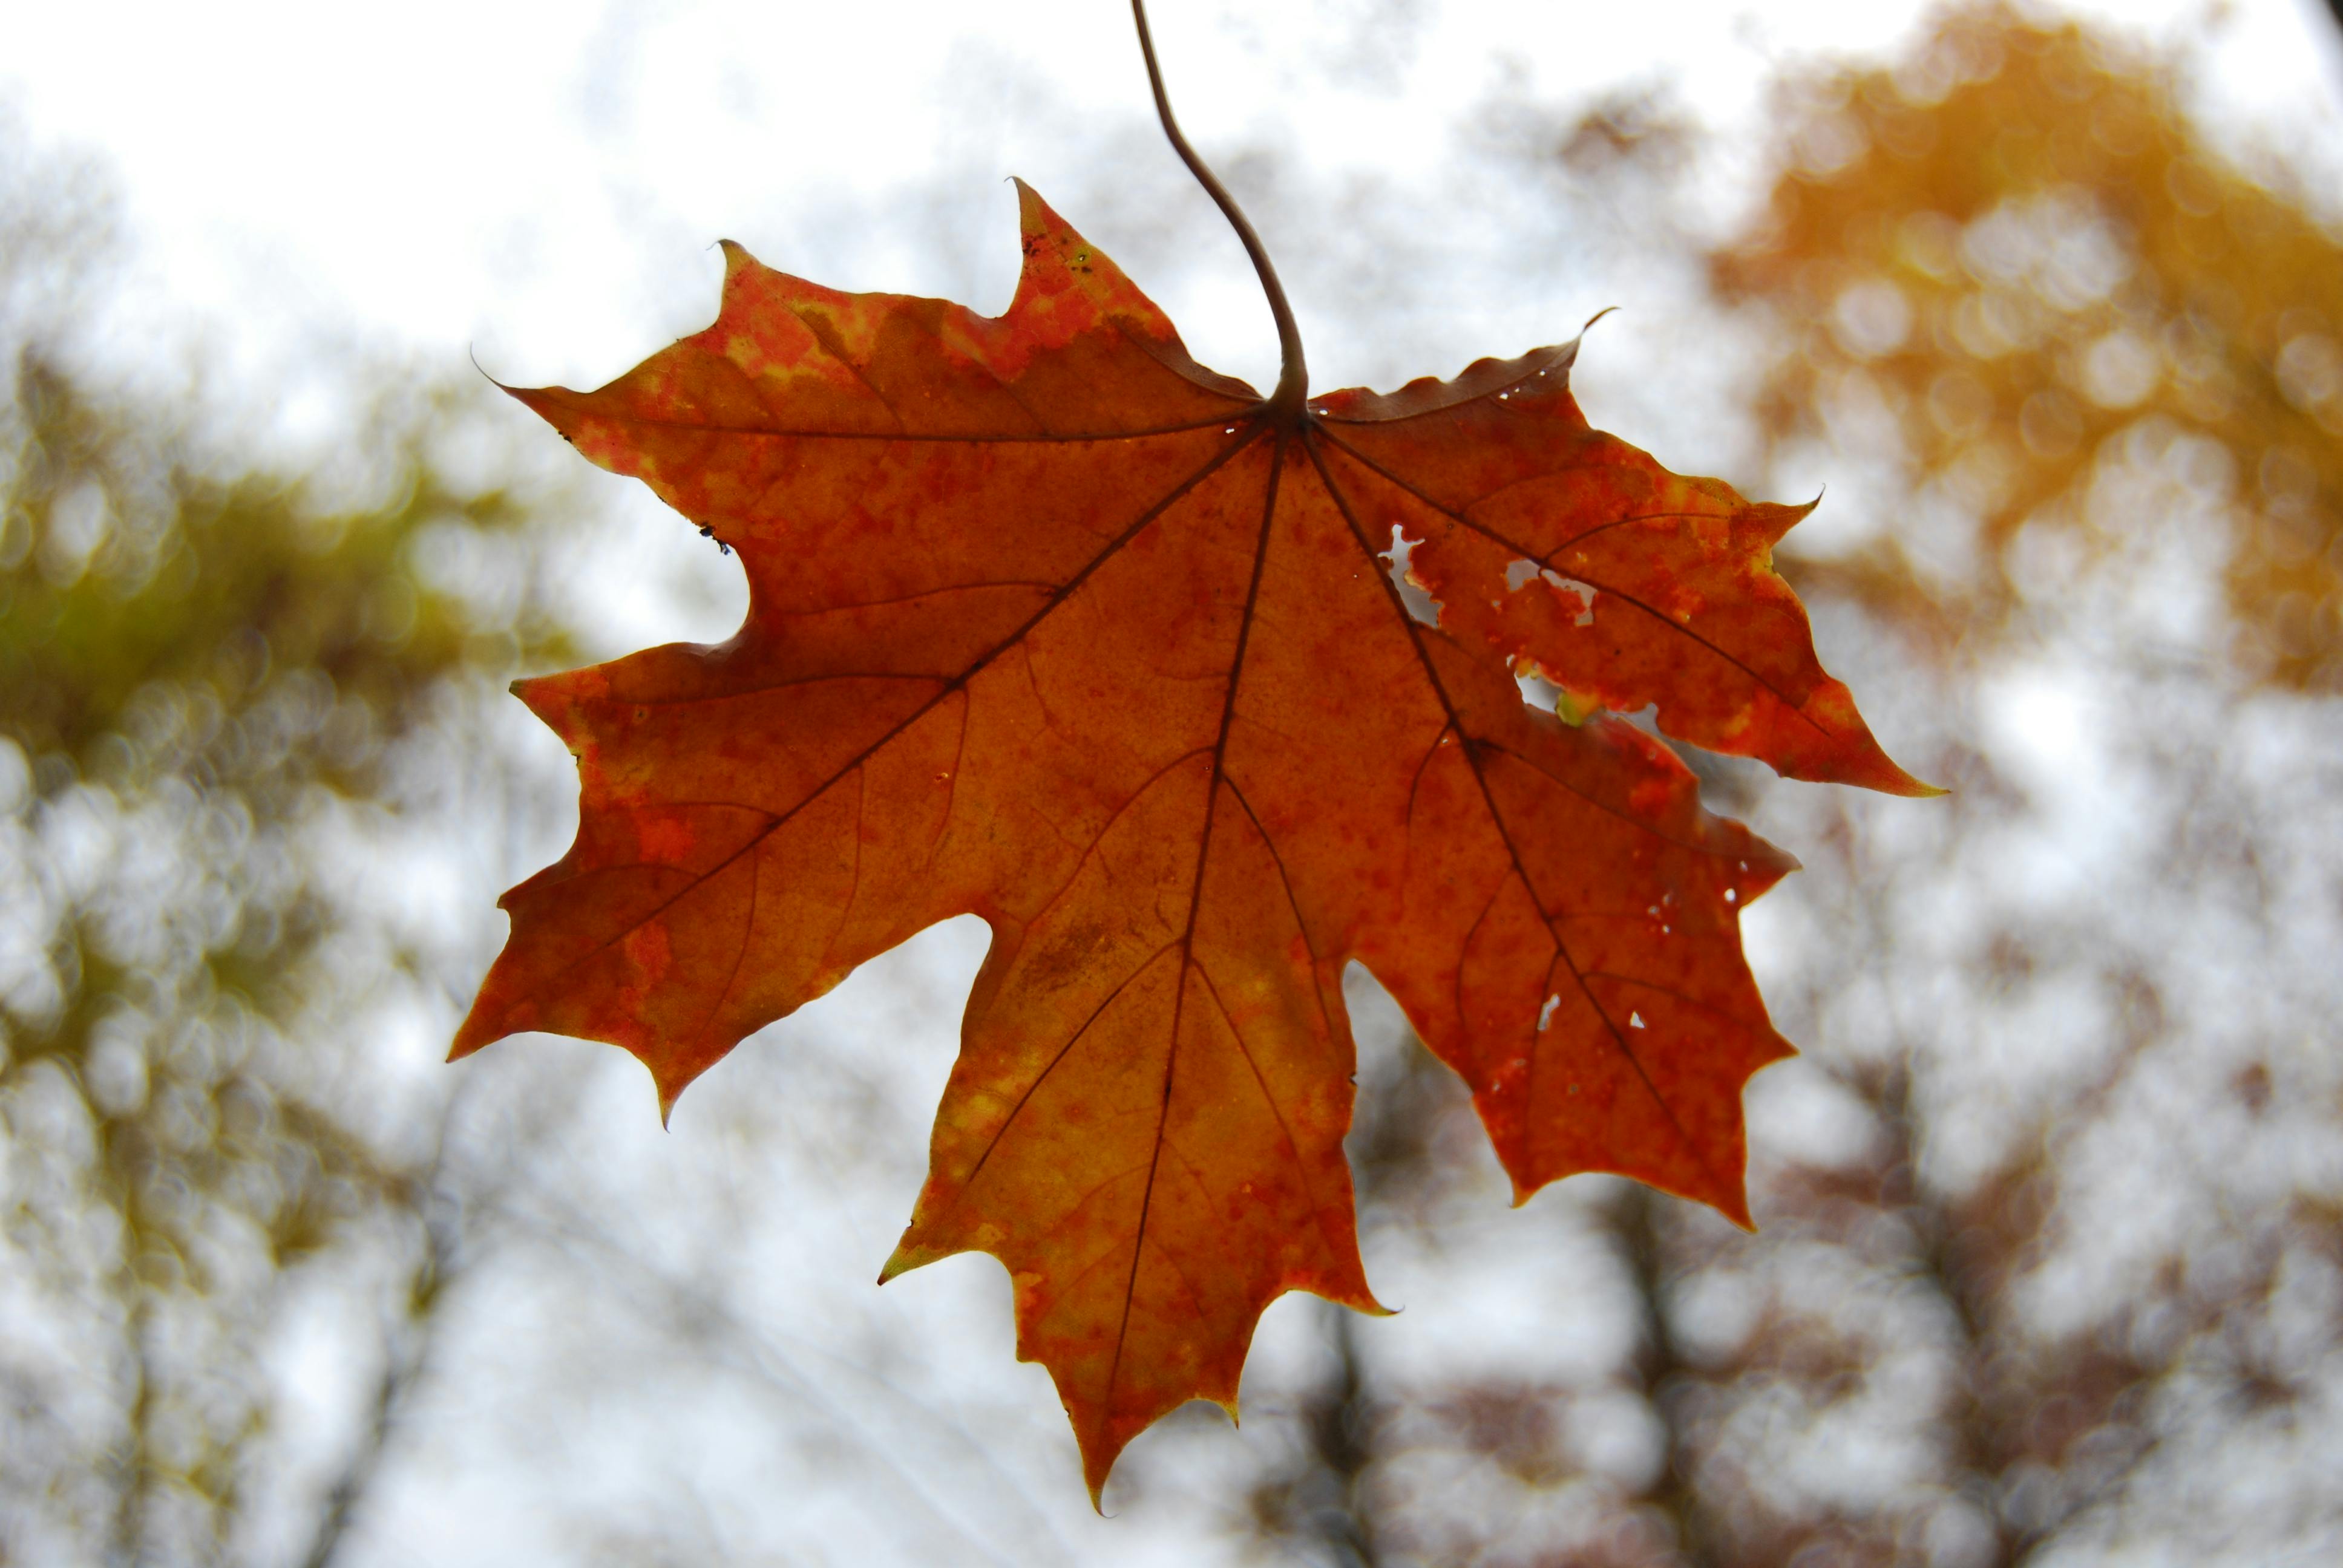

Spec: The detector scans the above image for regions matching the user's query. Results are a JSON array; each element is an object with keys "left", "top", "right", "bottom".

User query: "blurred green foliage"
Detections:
[
  {"left": 0, "top": 129, "right": 577, "bottom": 1561},
  {"left": 2, "top": 364, "right": 568, "bottom": 774}
]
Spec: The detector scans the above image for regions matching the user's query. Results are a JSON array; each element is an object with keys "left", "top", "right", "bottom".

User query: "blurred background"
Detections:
[{"left": 2, "top": 1, "right": 2340, "bottom": 1563}]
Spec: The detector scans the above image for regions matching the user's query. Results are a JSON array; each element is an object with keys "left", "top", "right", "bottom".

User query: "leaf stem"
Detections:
[{"left": 1130, "top": 0, "right": 1309, "bottom": 420}]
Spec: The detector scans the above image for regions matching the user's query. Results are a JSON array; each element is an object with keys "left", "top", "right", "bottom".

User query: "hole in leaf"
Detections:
[{"left": 1381, "top": 524, "right": 1442, "bottom": 627}]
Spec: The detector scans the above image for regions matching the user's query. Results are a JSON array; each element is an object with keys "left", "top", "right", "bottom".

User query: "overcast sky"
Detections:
[{"left": 4, "top": 0, "right": 2338, "bottom": 412}]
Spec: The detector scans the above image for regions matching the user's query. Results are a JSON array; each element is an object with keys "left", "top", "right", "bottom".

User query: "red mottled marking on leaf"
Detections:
[{"left": 458, "top": 192, "right": 1922, "bottom": 1498}]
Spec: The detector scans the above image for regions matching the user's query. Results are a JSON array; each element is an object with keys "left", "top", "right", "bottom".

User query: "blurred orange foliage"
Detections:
[{"left": 1715, "top": 1, "right": 2343, "bottom": 684}]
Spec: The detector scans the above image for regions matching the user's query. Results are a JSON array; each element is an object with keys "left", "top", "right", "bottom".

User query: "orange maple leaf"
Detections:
[{"left": 455, "top": 16, "right": 1930, "bottom": 1500}]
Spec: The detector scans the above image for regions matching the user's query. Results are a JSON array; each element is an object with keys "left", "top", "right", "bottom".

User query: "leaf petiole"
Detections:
[{"left": 1130, "top": 0, "right": 1309, "bottom": 422}]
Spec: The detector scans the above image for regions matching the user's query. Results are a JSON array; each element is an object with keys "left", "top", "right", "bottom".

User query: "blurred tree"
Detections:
[
  {"left": 1218, "top": 7, "right": 2343, "bottom": 1566},
  {"left": 0, "top": 126, "right": 577, "bottom": 1564},
  {"left": 1712, "top": 1, "right": 2343, "bottom": 687}
]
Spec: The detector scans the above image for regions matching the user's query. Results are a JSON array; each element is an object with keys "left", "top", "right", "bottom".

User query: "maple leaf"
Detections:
[{"left": 455, "top": 16, "right": 1930, "bottom": 1501}]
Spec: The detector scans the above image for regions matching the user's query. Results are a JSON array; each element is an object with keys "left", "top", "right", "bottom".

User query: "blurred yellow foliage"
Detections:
[{"left": 1715, "top": 1, "right": 2343, "bottom": 684}]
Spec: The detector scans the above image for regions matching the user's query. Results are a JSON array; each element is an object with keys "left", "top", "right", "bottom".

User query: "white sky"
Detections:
[{"left": 3, "top": 0, "right": 2338, "bottom": 414}]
